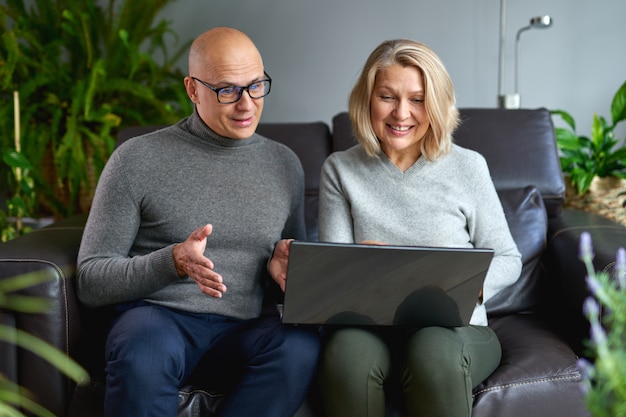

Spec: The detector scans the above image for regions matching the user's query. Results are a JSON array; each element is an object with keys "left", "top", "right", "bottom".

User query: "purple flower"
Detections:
[
  {"left": 579, "top": 231, "right": 594, "bottom": 261},
  {"left": 576, "top": 358, "right": 593, "bottom": 394},
  {"left": 583, "top": 296, "right": 600, "bottom": 319},
  {"left": 576, "top": 357, "right": 593, "bottom": 379},
  {"left": 616, "top": 247, "right": 626, "bottom": 289}
]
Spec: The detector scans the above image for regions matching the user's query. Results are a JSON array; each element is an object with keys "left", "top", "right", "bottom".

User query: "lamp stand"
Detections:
[{"left": 498, "top": 93, "right": 521, "bottom": 109}]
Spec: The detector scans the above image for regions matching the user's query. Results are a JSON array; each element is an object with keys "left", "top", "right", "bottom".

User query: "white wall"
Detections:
[{"left": 161, "top": 0, "right": 626, "bottom": 138}]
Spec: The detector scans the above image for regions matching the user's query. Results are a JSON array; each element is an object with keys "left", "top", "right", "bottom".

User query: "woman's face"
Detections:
[{"left": 370, "top": 64, "right": 430, "bottom": 167}]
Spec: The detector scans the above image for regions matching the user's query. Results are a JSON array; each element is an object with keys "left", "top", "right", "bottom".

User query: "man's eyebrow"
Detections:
[{"left": 215, "top": 75, "right": 266, "bottom": 87}]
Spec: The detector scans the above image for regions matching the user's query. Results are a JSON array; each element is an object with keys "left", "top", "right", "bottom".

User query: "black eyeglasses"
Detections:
[{"left": 191, "top": 72, "right": 272, "bottom": 104}]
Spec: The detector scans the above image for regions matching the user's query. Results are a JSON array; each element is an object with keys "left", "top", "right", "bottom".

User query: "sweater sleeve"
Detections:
[
  {"left": 464, "top": 156, "right": 522, "bottom": 306},
  {"left": 319, "top": 153, "right": 356, "bottom": 243},
  {"left": 76, "top": 150, "right": 181, "bottom": 308}
]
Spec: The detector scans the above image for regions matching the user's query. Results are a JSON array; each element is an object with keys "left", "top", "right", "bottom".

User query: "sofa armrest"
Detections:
[
  {"left": 544, "top": 208, "right": 626, "bottom": 356},
  {"left": 0, "top": 214, "right": 87, "bottom": 416}
]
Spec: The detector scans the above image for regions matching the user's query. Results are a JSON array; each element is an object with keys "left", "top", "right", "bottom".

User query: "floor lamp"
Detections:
[
  {"left": 497, "top": 0, "right": 553, "bottom": 109},
  {"left": 512, "top": 16, "right": 553, "bottom": 109}
]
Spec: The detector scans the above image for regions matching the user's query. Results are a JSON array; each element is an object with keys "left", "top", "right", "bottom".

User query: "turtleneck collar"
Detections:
[{"left": 180, "top": 107, "right": 261, "bottom": 148}]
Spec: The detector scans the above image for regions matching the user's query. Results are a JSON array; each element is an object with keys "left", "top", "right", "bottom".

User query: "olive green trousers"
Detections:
[{"left": 318, "top": 325, "right": 501, "bottom": 417}]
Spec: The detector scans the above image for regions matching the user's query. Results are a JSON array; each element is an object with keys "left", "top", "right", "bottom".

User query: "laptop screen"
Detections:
[{"left": 281, "top": 241, "right": 494, "bottom": 327}]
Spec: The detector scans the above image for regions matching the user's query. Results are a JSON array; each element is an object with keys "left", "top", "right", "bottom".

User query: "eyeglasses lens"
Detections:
[{"left": 218, "top": 80, "right": 271, "bottom": 103}]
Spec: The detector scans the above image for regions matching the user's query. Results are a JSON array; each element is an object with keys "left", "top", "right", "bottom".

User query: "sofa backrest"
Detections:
[
  {"left": 332, "top": 108, "right": 565, "bottom": 217},
  {"left": 255, "top": 122, "right": 332, "bottom": 241}
]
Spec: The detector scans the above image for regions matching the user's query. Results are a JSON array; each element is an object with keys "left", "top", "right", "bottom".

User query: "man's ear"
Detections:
[{"left": 183, "top": 77, "right": 198, "bottom": 103}]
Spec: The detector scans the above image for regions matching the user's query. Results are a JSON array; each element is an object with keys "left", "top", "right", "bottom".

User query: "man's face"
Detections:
[{"left": 185, "top": 47, "right": 266, "bottom": 139}]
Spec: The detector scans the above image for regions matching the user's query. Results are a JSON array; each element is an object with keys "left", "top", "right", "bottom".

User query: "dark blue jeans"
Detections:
[{"left": 104, "top": 302, "right": 320, "bottom": 417}]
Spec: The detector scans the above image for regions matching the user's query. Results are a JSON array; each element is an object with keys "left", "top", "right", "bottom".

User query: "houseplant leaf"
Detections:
[
  {"left": 552, "top": 109, "right": 576, "bottom": 131},
  {"left": 554, "top": 127, "right": 580, "bottom": 150},
  {"left": 0, "top": 0, "right": 191, "bottom": 219},
  {"left": 2, "top": 151, "right": 32, "bottom": 170},
  {"left": 0, "top": 378, "right": 56, "bottom": 417},
  {"left": 0, "top": 324, "right": 89, "bottom": 385},
  {"left": 611, "top": 80, "right": 626, "bottom": 125},
  {"left": 590, "top": 114, "right": 610, "bottom": 149},
  {"left": 552, "top": 80, "right": 626, "bottom": 195}
]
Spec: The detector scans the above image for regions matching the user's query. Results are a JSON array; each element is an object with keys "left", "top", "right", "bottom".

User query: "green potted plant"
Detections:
[
  {"left": 551, "top": 80, "right": 626, "bottom": 195},
  {"left": 0, "top": 0, "right": 193, "bottom": 221}
]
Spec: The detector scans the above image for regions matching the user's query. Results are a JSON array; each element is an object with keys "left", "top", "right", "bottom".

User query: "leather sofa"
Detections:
[{"left": 2, "top": 108, "right": 625, "bottom": 417}]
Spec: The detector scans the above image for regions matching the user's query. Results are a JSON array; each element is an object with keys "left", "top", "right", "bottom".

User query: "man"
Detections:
[{"left": 77, "top": 27, "right": 320, "bottom": 417}]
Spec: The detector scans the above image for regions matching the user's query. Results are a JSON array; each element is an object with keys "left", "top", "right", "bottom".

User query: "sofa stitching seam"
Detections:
[
  {"left": 550, "top": 224, "right": 625, "bottom": 243},
  {"left": 472, "top": 374, "right": 581, "bottom": 396}
]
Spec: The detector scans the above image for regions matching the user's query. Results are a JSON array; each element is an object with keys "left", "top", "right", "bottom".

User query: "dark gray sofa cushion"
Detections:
[{"left": 487, "top": 186, "right": 548, "bottom": 317}]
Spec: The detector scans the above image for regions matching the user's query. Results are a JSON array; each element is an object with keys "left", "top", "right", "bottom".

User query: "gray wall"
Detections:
[{"left": 161, "top": 0, "right": 626, "bottom": 138}]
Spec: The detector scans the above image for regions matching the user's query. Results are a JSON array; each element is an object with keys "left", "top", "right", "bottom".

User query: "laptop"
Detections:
[{"left": 281, "top": 241, "right": 494, "bottom": 327}]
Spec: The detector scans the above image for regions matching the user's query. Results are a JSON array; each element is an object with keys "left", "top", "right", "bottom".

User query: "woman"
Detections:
[{"left": 317, "top": 39, "right": 522, "bottom": 417}]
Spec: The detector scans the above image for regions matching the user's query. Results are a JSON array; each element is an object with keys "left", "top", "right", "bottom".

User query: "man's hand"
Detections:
[
  {"left": 172, "top": 224, "right": 226, "bottom": 298},
  {"left": 267, "top": 239, "right": 294, "bottom": 292}
]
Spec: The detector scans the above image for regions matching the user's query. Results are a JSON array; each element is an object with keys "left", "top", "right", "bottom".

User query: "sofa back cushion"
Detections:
[
  {"left": 451, "top": 108, "right": 564, "bottom": 217},
  {"left": 256, "top": 122, "right": 332, "bottom": 241},
  {"left": 487, "top": 186, "right": 548, "bottom": 316}
]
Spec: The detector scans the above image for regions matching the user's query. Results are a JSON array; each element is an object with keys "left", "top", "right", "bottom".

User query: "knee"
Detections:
[
  {"left": 282, "top": 327, "right": 322, "bottom": 370},
  {"left": 106, "top": 315, "right": 186, "bottom": 382},
  {"left": 321, "top": 328, "right": 391, "bottom": 382},
  {"left": 405, "top": 327, "right": 465, "bottom": 375}
]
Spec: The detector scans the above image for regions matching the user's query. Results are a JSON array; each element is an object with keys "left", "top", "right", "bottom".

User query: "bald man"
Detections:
[{"left": 77, "top": 27, "right": 320, "bottom": 417}]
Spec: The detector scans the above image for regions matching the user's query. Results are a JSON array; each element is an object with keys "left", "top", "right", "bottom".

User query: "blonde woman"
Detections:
[{"left": 318, "top": 39, "right": 522, "bottom": 417}]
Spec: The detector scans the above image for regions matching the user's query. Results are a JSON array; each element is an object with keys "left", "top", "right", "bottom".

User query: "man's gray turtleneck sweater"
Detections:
[{"left": 77, "top": 111, "right": 305, "bottom": 320}]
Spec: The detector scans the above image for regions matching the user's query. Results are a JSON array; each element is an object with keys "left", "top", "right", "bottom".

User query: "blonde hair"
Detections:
[{"left": 349, "top": 39, "right": 460, "bottom": 160}]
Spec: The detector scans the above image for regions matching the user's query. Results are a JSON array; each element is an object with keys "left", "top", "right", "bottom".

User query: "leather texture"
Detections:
[
  {"left": 3, "top": 108, "right": 625, "bottom": 417},
  {"left": 487, "top": 186, "right": 548, "bottom": 316},
  {"left": 545, "top": 209, "right": 626, "bottom": 356}
]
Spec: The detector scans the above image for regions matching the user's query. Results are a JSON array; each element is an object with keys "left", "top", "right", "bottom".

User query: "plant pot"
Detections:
[
  {"left": 563, "top": 175, "right": 581, "bottom": 205},
  {"left": 589, "top": 176, "right": 626, "bottom": 194}
]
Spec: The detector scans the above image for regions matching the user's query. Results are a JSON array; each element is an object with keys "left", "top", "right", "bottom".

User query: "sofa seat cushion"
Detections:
[
  {"left": 472, "top": 315, "right": 588, "bottom": 417},
  {"left": 177, "top": 386, "right": 224, "bottom": 417},
  {"left": 69, "top": 381, "right": 226, "bottom": 417}
]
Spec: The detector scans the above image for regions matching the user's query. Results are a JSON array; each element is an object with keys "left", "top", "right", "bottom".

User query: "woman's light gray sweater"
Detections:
[
  {"left": 77, "top": 112, "right": 305, "bottom": 320},
  {"left": 318, "top": 144, "right": 522, "bottom": 326}
]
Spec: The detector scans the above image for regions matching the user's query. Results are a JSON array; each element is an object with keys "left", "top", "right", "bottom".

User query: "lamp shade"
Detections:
[{"left": 529, "top": 15, "right": 552, "bottom": 28}]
